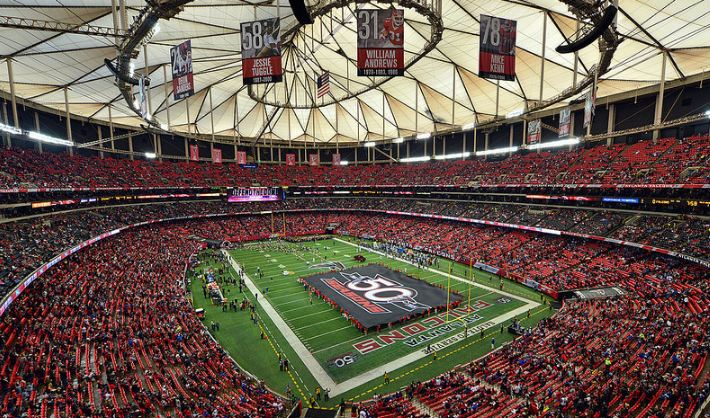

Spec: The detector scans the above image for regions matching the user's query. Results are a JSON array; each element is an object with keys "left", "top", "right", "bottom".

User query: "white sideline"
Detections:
[{"left": 223, "top": 240, "right": 541, "bottom": 397}]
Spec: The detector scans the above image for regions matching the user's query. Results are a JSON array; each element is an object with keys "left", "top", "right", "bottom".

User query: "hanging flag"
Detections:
[
  {"left": 236, "top": 151, "right": 247, "bottom": 165},
  {"left": 309, "top": 153, "right": 320, "bottom": 166},
  {"left": 211, "top": 148, "right": 222, "bottom": 164},
  {"left": 357, "top": 8, "right": 404, "bottom": 76},
  {"left": 527, "top": 119, "right": 541, "bottom": 144},
  {"left": 285, "top": 153, "right": 296, "bottom": 166},
  {"left": 137, "top": 76, "right": 148, "bottom": 118},
  {"left": 189, "top": 144, "right": 199, "bottom": 161},
  {"left": 558, "top": 107, "right": 571, "bottom": 138},
  {"left": 332, "top": 153, "right": 341, "bottom": 166},
  {"left": 170, "top": 40, "right": 194, "bottom": 100},
  {"left": 317, "top": 72, "right": 330, "bottom": 98},
  {"left": 479, "top": 15, "right": 517, "bottom": 81},
  {"left": 583, "top": 88, "right": 596, "bottom": 129},
  {"left": 241, "top": 18, "right": 283, "bottom": 85}
]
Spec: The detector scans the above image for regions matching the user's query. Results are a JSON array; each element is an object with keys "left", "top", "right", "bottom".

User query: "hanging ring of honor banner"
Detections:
[
  {"left": 357, "top": 8, "right": 405, "bottom": 76},
  {"left": 170, "top": 40, "right": 194, "bottom": 100},
  {"left": 241, "top": 18, "right": 283, "bottom": 85},
  {"left": 479, "top": 15, "right": 517, "bottom": 81}
]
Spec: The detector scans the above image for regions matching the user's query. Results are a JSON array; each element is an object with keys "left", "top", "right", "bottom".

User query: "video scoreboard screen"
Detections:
[{"left": 227, "top": 187, "right": 284, "bottom": 203}]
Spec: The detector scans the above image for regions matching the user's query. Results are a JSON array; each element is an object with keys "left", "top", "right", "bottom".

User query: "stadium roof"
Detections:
[{"left": 0, "top": 0, "right": 708, "bottom": 145}]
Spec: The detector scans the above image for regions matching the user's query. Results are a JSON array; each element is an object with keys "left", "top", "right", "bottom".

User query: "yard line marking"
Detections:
[
  {"left": 290, "top": 308, "right": 337, "bottom": 321},
  {"left": 294, "top": 316, "right": 345, "bottom": 331},
  {"left": 302, "top": 325, "right": 353, "bottom": 342}
]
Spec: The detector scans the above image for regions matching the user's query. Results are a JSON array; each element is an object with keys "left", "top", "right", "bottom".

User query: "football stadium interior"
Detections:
[{"left": 0, "top": 0, "right": 708, "bottom": 416}]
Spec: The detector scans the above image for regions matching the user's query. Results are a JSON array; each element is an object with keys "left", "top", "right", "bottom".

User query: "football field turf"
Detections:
[{"left": 189, "top": 237, "right": 554, "bottom": 403}]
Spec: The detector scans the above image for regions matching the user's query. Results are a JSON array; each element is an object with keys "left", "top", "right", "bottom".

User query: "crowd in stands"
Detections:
[
  {"left": 1, "top": 136, "right": 707, "bottom": 189},
  {"left": 1, "top": 199, "right": 706, "bottom": 306},
  {"left": 0, "top": 209, "right": 706, "bottom": 416},
  {"left": 0, "top": 226, "right": 285, "bottom": 417}
]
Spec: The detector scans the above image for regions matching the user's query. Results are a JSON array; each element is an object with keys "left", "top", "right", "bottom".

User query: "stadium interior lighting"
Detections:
[
  {"left": 339, "top": 160, "right": 349, "bottom": 165},
  {"left": 506, "top": 109, "right": 524, "bottom": 118},
  {"left": 145, "top": 152, "right": 157, "bottom": 159},
  {"left": 434, "top": 152, "right": 471, "bottom": 160},
  {"left": 475, "top": 146, "right": 518, "bottom": 156},
  {"left": 705, "top": 110, "right": 710, "bottom": 118},
  {"left": 28, "top": 131, "right": 73, "bottom": 146},
  {"left": 159, "top": 123, "right": 169, "bottom": 131},
  {"left": 462, "top": 122, "right": 475, "bottom": 130},
  {"left": 526, "top": 137, "right": 580, "bottom": 150},
  {"left": 128, "top": 60, "right": 135, "bottom": 77},
  {"left": 363, "top": 141, "right": 375, "bottom": 147},
  {"left": 392, "top": 137, "right": 404, "bottom": 144},
  {"left": 400, "top": 155, "right": 432, "bottom": 163},
  {"left": 0, "top": 122, "right": 22, "bottom": 135},
  {"left": 416, "top": 132, "right": 431, "bottom": 140}
]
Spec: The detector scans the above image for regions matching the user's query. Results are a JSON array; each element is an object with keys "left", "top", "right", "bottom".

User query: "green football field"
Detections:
[{"left": 189, "top": 237, "right": 554, "bottom": 405}]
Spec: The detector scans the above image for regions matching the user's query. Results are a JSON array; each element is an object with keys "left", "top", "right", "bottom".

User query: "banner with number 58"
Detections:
[{"left": 241, "top": 18, "right": 283, "bottom": 85}]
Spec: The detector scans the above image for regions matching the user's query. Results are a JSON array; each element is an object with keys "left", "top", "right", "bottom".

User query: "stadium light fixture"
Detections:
[
  {"left": 392, "top": 137, "right": 404, "bottom": 144},
  {"left": 434, "top": 152, "right": 471, "bottom": 160},
  {"left": 0, "top": 122, "right": 22, "bottom": 135},
  {"left": 27, "top": 131, "right": 73, "bottom": 146},
  {"left": 705, "top": 110, "right": 710, "bottom": 118},
  {"left": 400, "top": 155, "right": 432, "bottom": 163},
  {"left": 416, "top": 132, "right": 431, "bottom": 140},
  {"left": 363, "top": 141, "right": 376, "bottom": 147},
  {"left": 159, "top": 122, "right": 169, "bottom": 131},
  {"left": 506, "top": 109, "right": 524, "bottom": 119},
  {"left": 462, "top": 122, "right": 475, "bottom": 130},
  {"left": 339, "top": 160, "right": 349, "bottom": 166},
  {"left": 526, "top": 137, "right": 580, "bottom": 150},
  {"left": 128, "top": 60, "right": 135, "bottom": 77},
  {"left": 145, "top": 152, "right": 157, "bottom": 159},
  {"left": 475, "top": 146, "right": 518, "bottom": 156}
]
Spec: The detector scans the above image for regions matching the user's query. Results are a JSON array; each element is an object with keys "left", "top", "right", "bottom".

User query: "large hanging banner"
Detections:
[
  {"left": 309, "top": 153, "right": 320, "bottom": 166},
  {"left": 559, "top": 107, "right": 571, "bottom": 138},
  {"left": 236, "top": 151, "right": 247, "bottom": 165},
  {"left": 332, "top": 153, "right": 341, "bottom": 166},
  {"left": 285, "top": 153, "right": 296, "bottom": 166},
  {"left": 170, "top": 40, "right": 195, "bottom": 100},
  {"left": 479, "top": 15, "right": 517, "bottom": 81},
  {"left": 137, "top": 76, "right": 148, "bottom": 118},
  {"left": 583, "top": 89, "right": 596, "bottom": 129},
  {"left": 189, "top": 144, "right": 199, "bottom": 161},
  {"left": 357, "top": 8, "right": 404, "bottom": 76},
  {"left": 527, "top": 119, "right": 541, "bottom": 144},
  {"left": 241, "top": 18, "right": 283, "bottom": 85},
  {"left": 211, "top": 148, "right": 222, "bottom": 164}
]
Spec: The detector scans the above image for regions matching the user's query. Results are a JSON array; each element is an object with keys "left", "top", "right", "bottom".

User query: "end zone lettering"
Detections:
[{"left": 353, "top": 301, "right": 491, "bottom": 354}]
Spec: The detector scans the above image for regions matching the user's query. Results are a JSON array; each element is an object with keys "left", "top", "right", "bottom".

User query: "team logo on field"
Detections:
[
  {"left": 321, "top": 271, "right": 431, "bottom": 315},
  {"left": 310, "top": 261, "right": 346, "bottom": 271}
]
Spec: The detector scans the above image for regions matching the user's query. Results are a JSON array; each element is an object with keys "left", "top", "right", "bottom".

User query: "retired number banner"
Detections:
[
  {"left": 170, "top": 40, "right": 194, "bottom": 100},
  {"left": 332, "top": 153, "right": 341, "bottom": 166},
  {"left": 559, "top": 107, "right": 571, "bottom": 138},
  {"left": 357, "top": 8, "right": 404, "bottom": 76},
  {"left": 584, "top": 88, "right": 596, "bottom": 129},
  {"left": 527, "top": 119, "right": 541, "bottom": 144},
  {"left": 241, "top": 18, "right": 283, "bottom": 85},
  {"left": 285, "top": 153, "right": 296, "bottom": 166},
  {"left": 309, "top": 153, "right": 320, "bottom": 166},
  {"left": 189, "top": 144, "right": 199, "bottom": 161},
  {"left": 211, "top": 148, "right": 222, "bottom": 164},
  {"left": 479, "top": 15, "right": 516, "bottom": 81},
  {"left": 236, "top": 151, "right": 247, "bottom": 165}
]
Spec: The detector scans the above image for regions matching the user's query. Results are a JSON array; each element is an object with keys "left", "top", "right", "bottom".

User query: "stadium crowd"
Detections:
[{"left": 1, "top": 136, "right": 707, "bottom": 189}]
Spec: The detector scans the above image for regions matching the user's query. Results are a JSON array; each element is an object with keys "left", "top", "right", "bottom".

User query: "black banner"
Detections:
[
  {"left": 241, "top": 18, "right": 283, "bottom": 85},
  {"left": 357, "top": 8, "right": 404, "bottom": 76},
  {"left": 479, "top": 15, "right": 516, "bottom": 81}
]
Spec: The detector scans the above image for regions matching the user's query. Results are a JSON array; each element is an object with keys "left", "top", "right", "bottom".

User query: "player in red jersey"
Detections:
[
  {"left": 379, "top": 9, "right": 404, "bottom": 46},
  {"left": 498, "top": 19, "right": 516, "bottom": 55}
]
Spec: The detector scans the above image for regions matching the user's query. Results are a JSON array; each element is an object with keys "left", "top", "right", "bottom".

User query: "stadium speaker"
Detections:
[
  {"left": 289, "top": 0, "right": 314, "bottom": 25},
  {"left": 555, "top": 6, "right": 617, "bottom": 54}
]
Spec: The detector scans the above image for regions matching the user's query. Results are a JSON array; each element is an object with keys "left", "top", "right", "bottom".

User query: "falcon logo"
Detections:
[
  {"left": 310, "top": 261, "right": 346, "bottom": 271},
  {"left": 322, "top": 271, "right": 431, "bottom": 314}
]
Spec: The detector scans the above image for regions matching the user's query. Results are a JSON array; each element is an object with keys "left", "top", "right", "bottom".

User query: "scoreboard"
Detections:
[{"left": 227, "top": 187, "right": 285, "bottom": 203}]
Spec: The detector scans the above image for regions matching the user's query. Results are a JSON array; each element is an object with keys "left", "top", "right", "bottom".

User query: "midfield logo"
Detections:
[
  {"left": 310, "top": 261, "right": 346, "bottom": 271},
  {"left": 322, "top": 271, "right": 431, "bottom": 315}
]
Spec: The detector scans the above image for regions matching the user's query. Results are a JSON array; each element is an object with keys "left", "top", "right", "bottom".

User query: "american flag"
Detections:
[{"left": 316, "top": 72, "right": 330, "bottom": 98}]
